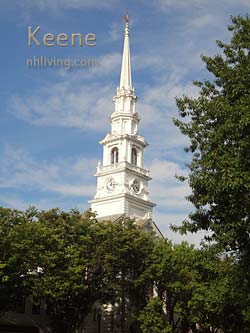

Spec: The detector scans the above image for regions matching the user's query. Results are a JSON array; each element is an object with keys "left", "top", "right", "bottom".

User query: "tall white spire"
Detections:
[
  {"left": 119, "top": 15, "right": 132, "bottom": 90},
  {"left": 90, "top": 14, "right": 156, "bottom": 222}
]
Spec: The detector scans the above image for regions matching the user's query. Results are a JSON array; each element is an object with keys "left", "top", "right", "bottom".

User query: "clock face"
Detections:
[
  {"left": 131, "top": 178, "right": 141, "bottom": 194},
  {"left": 106, "top": 177, "right": 116, "bottom": 192}
]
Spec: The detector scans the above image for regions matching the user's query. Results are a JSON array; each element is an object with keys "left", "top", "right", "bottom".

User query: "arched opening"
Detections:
[
  {"left": 131, "top": 147, "right": 137, "bottom": 166},
  {"left": 111, "top": 147, "right": 119, "bottom": 164}
]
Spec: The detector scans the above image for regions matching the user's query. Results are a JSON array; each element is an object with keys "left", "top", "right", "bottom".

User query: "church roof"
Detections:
[{"left": 96, "top": 213, "right": 164, "bottom": 238}]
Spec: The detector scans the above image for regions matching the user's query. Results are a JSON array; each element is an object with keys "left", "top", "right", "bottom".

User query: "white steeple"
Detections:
[
  {"left": 90, "top": 15, "right": 155, "bottom": 221},
  {"left": 111, "top": 15, "right": 138, "bottom": 135},
  {"left": 119, "top": 18, "right": 132, "bottom": 90}
]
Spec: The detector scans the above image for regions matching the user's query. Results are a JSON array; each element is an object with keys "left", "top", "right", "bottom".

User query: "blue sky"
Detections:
[{"left": 0, "top": 0, "right": 249, "bottom": 244}]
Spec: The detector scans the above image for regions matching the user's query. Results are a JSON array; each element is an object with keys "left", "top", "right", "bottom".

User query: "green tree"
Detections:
[
  {"left": 0, "top": 207, "right": 39, "bottom": 316},
  {"left": 0, "top": 207, "right": 108, "bottom": 331},
  {"left": 29, "top": 208, "right": 104, "bottom": 333},
  {"left": 138, "top": 239, "right": 250, "bottom": 333},
  {"left": 93, "top": 217, "right": 155, "bottom": 331},
  {"left": 189, "top": 245, "right": 250, "bottom": 332},
  {"left": 0, "top": 207, "right": 156, "bottom": 332},
  {"left": 174, "top": 15, "right": 250, "bottom": 256},
  {"left": 138, "top": 297, "right": 171, "bottom": 333},
  {"left": 138, "top": 239, "right": 198, "bottom": 332}
]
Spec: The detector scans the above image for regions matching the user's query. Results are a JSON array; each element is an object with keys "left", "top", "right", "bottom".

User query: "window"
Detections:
[
  {"left": 111, "top": 147, "right": 119, "bottom": 164},
  {"left": 131, "top": 147, "right": 137, "bottom": 166}
]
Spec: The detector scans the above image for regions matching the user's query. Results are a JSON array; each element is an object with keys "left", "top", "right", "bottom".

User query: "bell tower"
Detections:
[{"left": 90, "top": 16, "right": 155, "bottom": 220}]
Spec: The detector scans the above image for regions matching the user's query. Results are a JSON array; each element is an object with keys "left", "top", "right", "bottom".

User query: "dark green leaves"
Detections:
[{"left": 174, "top": 15, "right": 250, "bottom": 254}]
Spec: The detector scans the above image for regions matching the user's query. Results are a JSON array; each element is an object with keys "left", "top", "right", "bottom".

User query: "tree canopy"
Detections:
[
  {"left": 0, "top": 206, "right": 250, "bottom": 332},
  {"left": 0, "top": 207, "right": 155, "bottom": 332},
  {"left": 174, "top": 15, "right": 250, "bottom": 256}
]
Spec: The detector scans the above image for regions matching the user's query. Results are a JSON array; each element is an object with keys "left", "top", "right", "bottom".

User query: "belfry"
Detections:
[{"left": 90, "top": 16, "right": 156, "bottom": 223}]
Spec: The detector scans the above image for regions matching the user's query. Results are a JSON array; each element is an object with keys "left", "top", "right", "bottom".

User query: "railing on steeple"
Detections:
[{"left": 96, "top": 161, "right": 150, "bottom": 177}]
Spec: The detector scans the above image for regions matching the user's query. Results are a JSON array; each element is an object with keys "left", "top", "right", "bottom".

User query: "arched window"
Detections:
[
  {"left": 131, "top": 147, "right": 137, "bottom": 166},
  {"left": 111, "top": 147, "right": 119, "bottom": 164}
]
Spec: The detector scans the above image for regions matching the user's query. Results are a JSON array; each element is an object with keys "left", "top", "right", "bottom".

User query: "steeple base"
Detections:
[{"left": 89, "top": 193, "right": 155, "bottom": 220}]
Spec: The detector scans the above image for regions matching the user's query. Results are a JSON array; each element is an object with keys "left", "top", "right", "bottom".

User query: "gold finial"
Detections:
[{"left": 122, "top": 12, "right": 129, "bottom": 23}]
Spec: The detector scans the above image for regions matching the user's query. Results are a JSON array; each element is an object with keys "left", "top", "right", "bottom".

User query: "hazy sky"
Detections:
[{"left": 0, "top": 0, "right": 249, "bottom": 245}]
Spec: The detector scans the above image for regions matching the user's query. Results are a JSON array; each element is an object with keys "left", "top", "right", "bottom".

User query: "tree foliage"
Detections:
[
  {"left": 0, "top": 207, "right": 39, "bottom": 316},
  {"left": 140, "top": 240, "right": 198, "bottom": 332},
  {"left": 189, "top": 245, "right": 250, "bottom": 332},
  {"left": 1, "top": 205, "right": 250, "bottom": 332},
  {"left": 92, "top": 217, "right": 154, "bottom": 330},
  {"left": 138, "top": 297, "right": 171, "bottom": 333},
  {"left": 0, "top": 207, "right": 155, "bottom": 332},
  {"left": 174, "top": 15, "right": 250, "bottom": 255},
  {"left": 138, "top": 240, "right": 250, "bottom": 332}
]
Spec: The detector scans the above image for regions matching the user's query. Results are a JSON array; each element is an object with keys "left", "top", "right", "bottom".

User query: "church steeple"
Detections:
[
  {"left": 119, "top": 15, "right": 132, "bottom": 90},
  {"left": 90, "top": 16, "right": 155, "bottom": 221},
  {"left": 112, "top": 15, "right": 137, "bottom": 121}
]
